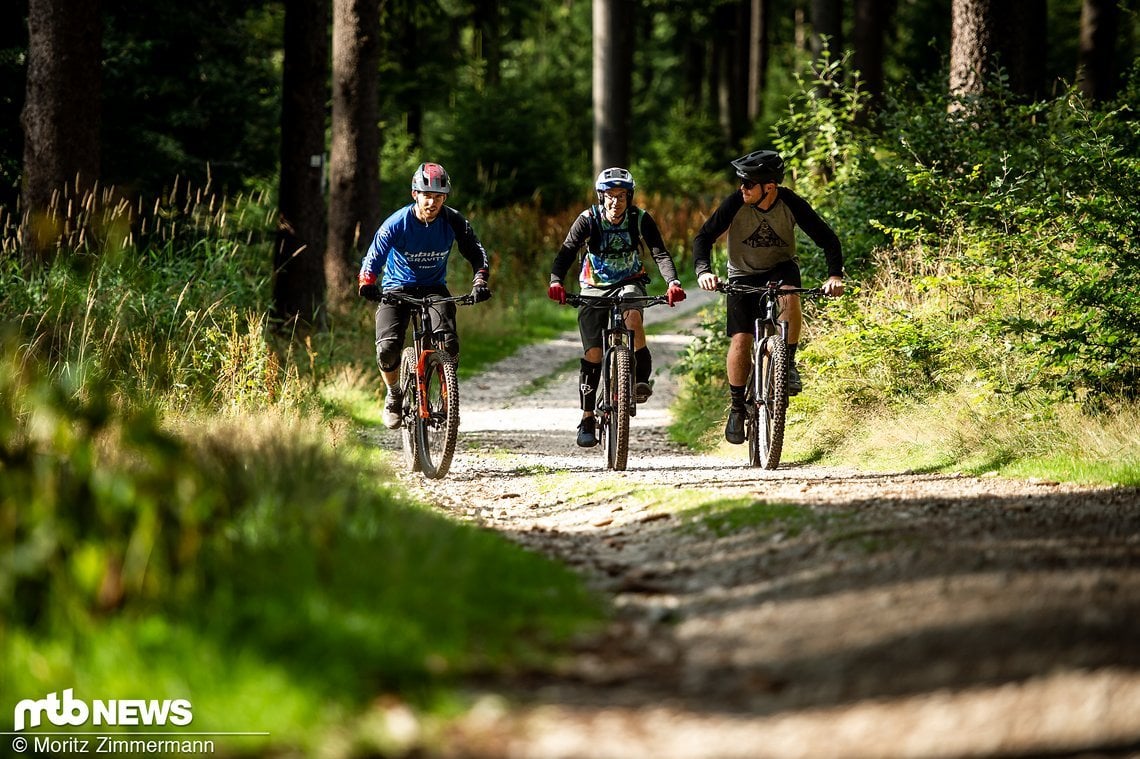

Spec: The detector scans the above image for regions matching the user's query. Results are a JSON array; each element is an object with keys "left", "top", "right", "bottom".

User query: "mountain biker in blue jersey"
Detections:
[
  {"left": 358, "top": 162, "right": 492, "bottom": 429},
  {"left": 549, "top": 167, "right": 686, "bottom": 448},
  {"left": 693, "top": 149, "right": 844, "bottom": 445}
]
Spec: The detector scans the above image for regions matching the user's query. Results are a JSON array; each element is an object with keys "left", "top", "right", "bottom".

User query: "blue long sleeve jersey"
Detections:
[{"left": 358, "top": 204, "right": 490, "bottom": 290}]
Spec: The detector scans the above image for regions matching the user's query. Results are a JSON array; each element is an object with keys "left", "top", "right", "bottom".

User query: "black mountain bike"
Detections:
[
  {"left": 381, "top": 291, "right": 475, "bottom": 479},
  {"left": 565, "top": 291, "right": 668, "bottom": 471},
  {"left": 717, "top": 281, "right": 824, "bottom": 470}
]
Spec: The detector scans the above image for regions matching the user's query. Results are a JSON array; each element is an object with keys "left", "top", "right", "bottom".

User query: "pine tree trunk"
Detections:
[
  {"left": 949, "top": 0, "right": 993, "bottom": 101},
  {"left": 747, "top": 0, "right": 771, "bottom": 122},
  {"left": 1079, "top": 0, "right": 1122, "bottom": 102},
  {"left": 593, "top": 0, "right": 633, "bottom": 174},
  {"left": 853, "top": 0, "right": 888, "bottom": 117},
  {"left": 274, "top": 0, "right": 330, "bottom": 330},
  {"left": 327, "top": 0, "right": 381, "bottom": 313},
  {"left": 20, "top": 0, "right": 102, "bottom": 261}
]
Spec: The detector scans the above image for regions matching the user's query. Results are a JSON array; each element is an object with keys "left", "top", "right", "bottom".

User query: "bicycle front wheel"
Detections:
[
  {"left": 398, "top": 347, "right": 420, "bottom": 472},
  {"left": 416, "top": 351, "right": 460, "bottom": 479},
  {"left": 602, "top": 346, "right": 632, "bottom": 471},
  {"left": 754, "top": 335, "right": 789, "bottom": 470}
]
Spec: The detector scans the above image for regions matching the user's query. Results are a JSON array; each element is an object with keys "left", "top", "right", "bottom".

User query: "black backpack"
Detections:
[{"left": 588, "top": 205, "right": 643, "bottom": 255}]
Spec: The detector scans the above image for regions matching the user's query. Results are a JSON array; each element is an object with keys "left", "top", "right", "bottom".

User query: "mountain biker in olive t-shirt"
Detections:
[{"left": 693, "top": 149, "right": 844, "bottom": 445}]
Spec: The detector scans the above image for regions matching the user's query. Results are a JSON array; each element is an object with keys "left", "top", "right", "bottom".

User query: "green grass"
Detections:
[
  {"left": 2, "top": 377, "right": 606, "bottom": 754},
  {"left": 680, "top": 497, "right": 821, "bottom": 537}
]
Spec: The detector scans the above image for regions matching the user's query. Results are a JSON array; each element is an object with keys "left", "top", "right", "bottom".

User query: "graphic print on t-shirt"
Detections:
[{"left": 743, "top": 217, "right": 789, "bottom": 248}]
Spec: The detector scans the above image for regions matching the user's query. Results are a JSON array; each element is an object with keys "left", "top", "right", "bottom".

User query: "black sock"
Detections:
[
  {"left": 729, "top": 383, "right": 746, "bottom": 409},
  {"left": 580, "top": 359, "right": 601, "bottom": 413},
  {"left": 787, "top": 343, "right": 798, "bottom": 365},
  {"left": 635, "top": 347, "right": 652, "bottom": 383}
]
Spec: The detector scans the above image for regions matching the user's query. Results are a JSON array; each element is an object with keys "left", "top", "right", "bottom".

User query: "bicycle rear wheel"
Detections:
[
  {"left": 602, "top": 346, "right": 632, "bottom": 471},
  {"left": 398, "top": 347, "right": 420, "bottom": 472},
  {"left": 753, "top": 335, "right": 789, "bottom": 469},
  {"left": 415, "top": 351, "right": 460, "bottom": 479}
]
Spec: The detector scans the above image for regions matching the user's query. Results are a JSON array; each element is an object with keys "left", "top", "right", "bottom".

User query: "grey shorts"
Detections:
[{"left": 577, "top": 282, "right": 647, "bottom": 352}]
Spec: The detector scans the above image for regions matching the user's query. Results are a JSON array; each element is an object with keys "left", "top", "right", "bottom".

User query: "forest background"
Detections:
[{"left": 2, "top": 0, "right": 1140, "bottom": 754}]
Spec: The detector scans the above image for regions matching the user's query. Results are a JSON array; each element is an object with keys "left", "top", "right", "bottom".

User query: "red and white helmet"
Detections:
[{"left": 411, "top": 162, "right": 451, "bottom": 194}]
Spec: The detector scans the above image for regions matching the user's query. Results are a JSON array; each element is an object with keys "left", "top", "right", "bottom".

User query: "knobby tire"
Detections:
[
  {"left": 398, "top": 347, "right": 420, "bottom": 472},
  {"left": 416, "top": 351, "right": 460, "bottom": 479},
  {"left": 754, "top": 335, "right": 788, "bottom": 470},
  {"left": 603, "top": 347, "right": 632, "bottom": 471}
]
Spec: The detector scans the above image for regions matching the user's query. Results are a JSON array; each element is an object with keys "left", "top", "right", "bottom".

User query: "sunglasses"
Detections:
[{"left": 740, "top": 179, "right": 760, "bottom": 190}]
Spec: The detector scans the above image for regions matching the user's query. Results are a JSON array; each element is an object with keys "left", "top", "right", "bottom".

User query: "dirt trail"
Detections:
[{"left": 379, "top": 293, "right": 1140, "bottom": 759}]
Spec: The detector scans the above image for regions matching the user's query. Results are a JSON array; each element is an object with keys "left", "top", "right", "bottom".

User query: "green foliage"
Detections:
[
  {"left": 785, "top": 64, "right": 1140, "bottom": 402},
  {"left": 1, "top": 182, "right": 297, "bottom": 409},
  {"left": 633, "top": 106, "right": 727, "bottom": 199},
  {"left": 101, "top": 0, "right": 282, "bottom": 195},
  {"left": 2, "top": 356, "right": 604, "bottom": 736},
  {"left": 673, "top": 60, "right": 1140, "bottom": 475},
  {"left": 431, "top": 83, "right": 583, "bottom": 209}
]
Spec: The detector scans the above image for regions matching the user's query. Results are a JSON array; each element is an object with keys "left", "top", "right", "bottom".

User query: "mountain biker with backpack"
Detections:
[
  {"left": 693, "top": 149, "right": 845, "bottom": 445},
  {"left": 358, "top": 162, "right": 492, "bottom": 429},
  {"left": 548, "top": 167, "right": 687, "bottom": 448}
]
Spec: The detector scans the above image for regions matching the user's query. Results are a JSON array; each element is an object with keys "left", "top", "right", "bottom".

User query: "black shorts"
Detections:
[
  {"left": 374, "top": 284, "right": 457, "bottom": 355},
  {"left": 725, "top": 260, "right": 802, "bottom": 337},
  {"left": 577, "top": 281, "right": 647, "bottom": 352}
]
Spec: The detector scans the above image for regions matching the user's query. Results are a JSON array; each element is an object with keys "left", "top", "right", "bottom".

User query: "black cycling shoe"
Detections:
[
  {"left": 724, "top": 406, "right": 746, "bottom": 445},
  {"left": 576, "top": 416, "right": 597, "bottom": 447},
  {"left": 635, "top": 380, "right": 654, "bottom": 404},
  {"left": 787, "top": 364, "right": 803, "bottom": 396},
  {"left": 383, "top": 389, "right": 403, "bottom": 429}
]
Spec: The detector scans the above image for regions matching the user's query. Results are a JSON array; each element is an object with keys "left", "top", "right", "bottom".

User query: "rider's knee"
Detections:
[{"left": 377, "top": 339, "right": 402, "bottom": 372}]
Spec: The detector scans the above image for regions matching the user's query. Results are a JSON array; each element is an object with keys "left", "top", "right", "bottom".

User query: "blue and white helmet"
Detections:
[
  {"left": 411, "top": 162, "right": 451, "bottom": 194},
  {"left": 595, "top": 167, "right": 635, "bottom": 204}
]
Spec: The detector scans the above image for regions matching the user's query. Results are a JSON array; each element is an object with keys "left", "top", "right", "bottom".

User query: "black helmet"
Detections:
[{"left": 731, "top": 149, "right": 785, "bottom": 184}]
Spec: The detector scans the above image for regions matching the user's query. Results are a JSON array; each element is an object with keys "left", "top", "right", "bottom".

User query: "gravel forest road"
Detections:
[{"left": 380, "top": 292, "right": 1140, "bottom": 759}]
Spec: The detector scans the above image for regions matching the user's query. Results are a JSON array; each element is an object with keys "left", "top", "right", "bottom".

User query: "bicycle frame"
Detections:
[
  {"left": 565, "top": 291, "right": 668, "bottom": 470},
  {"left": 381, "top": 291, "right": 474, "bottom": 479},
  {"left": 717, "top": 281, "right": 823, "bottom": 469},
  {"left": 385, "top": 291, "right": 471, "bottom": 409}
]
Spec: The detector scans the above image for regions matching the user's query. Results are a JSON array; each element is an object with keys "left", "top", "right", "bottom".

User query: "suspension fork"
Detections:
[{"left": 409, "top": 309, "right": 434, "bottom": 420}]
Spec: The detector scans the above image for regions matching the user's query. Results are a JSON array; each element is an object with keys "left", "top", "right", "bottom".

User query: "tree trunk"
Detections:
[
  {"left": 20, "top": 0, "right": 102, "bottom": 261},
  {"left": 951, "top": 0, "right": 1048, "bottom": 104},
  {"left": 327, "top": 0, "right": 381, "bottom": 313},
  {"left": 593, "top": 0, "right": 634, "bottom": 174},
  {"left": 949, "top": 0, "right": 993, "bottom": 100},
  {"left": 472, "top": 0, "right": 502, "bottom": 88},
  {"left": 1078, "top": 0, "right": 1121, "bottom": 102},
  {"left": 853, "top": 0, "right": 888, "bottom": 116},
  {"left": 274, "top": 0, "right": 330, "bottom": 330},
  {"left": 747, "top": 0, "right": 771, "bottom": 122},
  {"left": 728, "top": 0, "right": 751, "bottom": 147},
  {"left": 996, "top": 1, "right": 1047, "bottom": 100},
  {"left": 714, "top": 1, "right": 750, "bottom": 148},
  {"left": 810, "top": 0, "right": 843, "bottom": 60}
]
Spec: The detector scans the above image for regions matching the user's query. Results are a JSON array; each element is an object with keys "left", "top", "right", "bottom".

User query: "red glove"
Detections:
[
  {"left": 547, "top": 282, "right": 566, "bottom": 304},
  {"left": 666, "top": 282, "right": 686, "bottom": 306}
]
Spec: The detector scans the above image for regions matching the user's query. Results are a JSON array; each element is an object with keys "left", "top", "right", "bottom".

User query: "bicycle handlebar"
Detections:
[
  {"left": 563, "top": 293, "right": 670, "bottom": 308},
  {"left": 715, "top": 281, "right": 825, "bottom": 298},
  {"left": 380, "top": 291, "right": 476, "bottom": 307}
]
